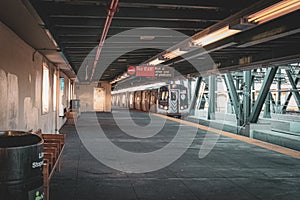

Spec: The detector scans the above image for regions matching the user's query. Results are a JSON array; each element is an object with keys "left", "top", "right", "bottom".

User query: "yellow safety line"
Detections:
[{"left": 152, "top": 113, "right": 300, "bottom": 159}]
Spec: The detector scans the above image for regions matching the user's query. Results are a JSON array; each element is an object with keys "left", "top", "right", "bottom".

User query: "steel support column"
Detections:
[
  {"left": 263, "top": 92, "right": 271, "bottom": 118},
  {"left": 270, "top": 92, "right": 277, "bottom": 113},
  {"left": 224, "top": 73, "right": 240, "bottom": 124},
  {"left": 236, "top": 78, "right": 240, "bottom": 92},
  {"left": 208, "top": 75, "right": 216, "bottom": 120},
  {"left": 285, "top": 69, "right": 300, "bottom": 110},
  {"left": 282, "top": 69, "right": 300, "bottom": 113},
  {"left": 277, "top": 68, "right": 282, "bottom": 106},
  {"left": 249, "top": 67, "right": 278, "bottom": 123},
  {"left": 243, "top": 70, "right": 251, "bottom": 124},
  {"left": 251, "top": 70, "right": 256, "bottom": 108},
  {"left": 188, "top": 78, "right": 192, "bottom": 101},
  {"left": 189, "top": 77, "right": 202, "bottom": 116}
]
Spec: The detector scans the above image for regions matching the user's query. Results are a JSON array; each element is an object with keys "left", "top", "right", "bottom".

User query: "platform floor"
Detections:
[{"left": 50, "top": 110, "right": 300, "bottom": 200}]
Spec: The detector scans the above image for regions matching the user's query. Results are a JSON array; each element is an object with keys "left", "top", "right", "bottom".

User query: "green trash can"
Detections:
[{"left": 0, "top": 131, "right": 44, "bottom": 200}]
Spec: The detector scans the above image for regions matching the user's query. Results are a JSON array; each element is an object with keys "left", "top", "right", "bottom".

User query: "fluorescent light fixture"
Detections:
[
  {"left": 148, "top": 58, "right": 165, "bottom": 66},
  {"left": 290, "top": 63, "right": 300, "bottom": 66},
  {"left": 117, "top": 59, "right": 127, "bottom": 62},
  {"left": 247, "top": 0, "right": 300, "bottom": 24},
  {"left": 110, "top": 73, "right": 129, "bottom": 84},
  {"left": 163, "top": 48, "right": 188, "bottom": 59},
  {"left": 192, "top": 26, "right": 241, "bottom": 46},
  {"left": 140, "top": 36, "right": 155, "bottom": 40}
]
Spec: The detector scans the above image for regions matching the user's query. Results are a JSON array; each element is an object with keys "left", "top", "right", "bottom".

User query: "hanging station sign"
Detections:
[
  {"left": 127, "top": 66, "right": 136, "bottom": 75},
  {"left": 127, "top": 65, "right": 174, "bottom": 78}
]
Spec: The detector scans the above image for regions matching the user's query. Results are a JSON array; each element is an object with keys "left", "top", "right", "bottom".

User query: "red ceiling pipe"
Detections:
[{"left": 90, "top": 0, "right": 119, "bottom": 81}]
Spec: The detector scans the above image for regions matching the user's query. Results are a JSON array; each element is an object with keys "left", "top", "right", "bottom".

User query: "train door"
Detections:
[
  {"left": 169, "top": 89, "right": 179, "bottom": 114},
  {"left": 149, "top": 90, "right": 157, "bottom": 112},
  {"left": 129, "top": 92, "right": 135, "bottom": 109}
]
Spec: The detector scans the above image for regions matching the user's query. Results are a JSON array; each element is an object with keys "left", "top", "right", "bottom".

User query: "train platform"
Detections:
[
  {"left": 50, "top": 109, "right": 300, "bottom": 200},
  {"left": 187, "top": 111, "right": 300, "bottom": 151}
]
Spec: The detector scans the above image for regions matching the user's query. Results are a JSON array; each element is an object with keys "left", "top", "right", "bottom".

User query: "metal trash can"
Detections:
[
  {"left": 70, "top": 99, "right": 80, "bottom": 112},
  {"left": 0, "top": 131, "right": 44, "bottom": 200}
]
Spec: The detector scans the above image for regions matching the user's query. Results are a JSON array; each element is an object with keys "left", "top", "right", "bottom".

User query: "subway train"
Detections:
[{"left": 112, "top": 84, "right": 190, "bottom": 117}]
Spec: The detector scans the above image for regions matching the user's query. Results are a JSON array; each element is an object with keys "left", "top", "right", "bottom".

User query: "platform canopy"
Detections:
[{"left": 3, "top": 0, "right": 299, "bottom": 82}]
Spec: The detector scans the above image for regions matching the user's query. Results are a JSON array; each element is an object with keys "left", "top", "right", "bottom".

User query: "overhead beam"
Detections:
[
  {"left": 37, "top": 0, "right": 255, "bottom": 10},
  {"left": 59, "top": 36, "right": 186, "bottom": 44},
  {"left": 38, "top": 3, "right": 225, "bottom": 21},
  {"left": 55, "top": 24, "right": 203, "bottom": 31},
  {"left": 63, "top": 45, "right": 171, "bottom": 49},
  {"left": 249, "top": 67, "right": 278, "bottom": 123},
  {"left": 61, "top": 42, "right": 177, "bottom": 48},
  {"left": 52, "top": 18, "right": 211, "bottom": 30},
  {"left": 53, "top": 27, "right": 197, "bottom": 37}
]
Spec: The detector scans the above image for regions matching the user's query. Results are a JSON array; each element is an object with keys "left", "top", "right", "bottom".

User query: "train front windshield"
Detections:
[
  {"left": 158, "top": 86, "right": 169, "bottom": 110},
  {"left": 159, "top": 87, "right": 169, "bottom": 102}
]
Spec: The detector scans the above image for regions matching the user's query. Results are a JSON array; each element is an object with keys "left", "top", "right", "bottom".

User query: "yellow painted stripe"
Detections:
[{"left": 153, "top": 113, "right": 300, "bottom": 159}]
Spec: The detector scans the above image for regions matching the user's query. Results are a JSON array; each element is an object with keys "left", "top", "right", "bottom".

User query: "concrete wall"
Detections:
[
  {"left": 0, "top": 22, "right": 71, "bottom": 133},
  {"left": 75, "top": 81, "right": 111, "bottom": 112}
]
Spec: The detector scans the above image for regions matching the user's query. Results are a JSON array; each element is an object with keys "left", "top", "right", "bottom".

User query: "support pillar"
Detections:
[
  {"left": 263, "top": 92, "right": 271, "bottom": 118},
  {"left": 243, "top": 70, "right": 251, "bottom": 124},
  {"left": 277, "top": 68, "right": 282, "bottom": 106},
  {"left": 270, "top": 92, "right": 276, "bottom": 113},
  {"left": 251, "top": 70, "right": 256, "bottom": 108},
  {"left": 236, "top": 78, "right": 240, "bottom": 92},
  {"left": 208, "top": 75, "right": 216, "bottom": 120},
  {"left": 223, "top": 73, "right": 240, "bottom": 125},
  {"left": 282, "top": 68, "right": 300, "bottom": 113},
  {"left": 189, "top": 77, "right": 202, "bottom": 116},
  {"left": 285, "top": 69, "right": 300, "bottom": 111},
  {"left": 249, "top": 67, "right": 278, "bottom": 123}
]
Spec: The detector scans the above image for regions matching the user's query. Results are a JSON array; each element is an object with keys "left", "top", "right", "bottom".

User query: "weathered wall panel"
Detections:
[
  {"left": 0, "top": 21, "right": 72, "bottom": 132},
  {"left": 75, "top": 81, "right": 111, "bottom": 112}
]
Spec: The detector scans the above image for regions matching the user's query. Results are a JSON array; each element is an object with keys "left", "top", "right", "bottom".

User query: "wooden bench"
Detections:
[{"left": 33, "top": 129, "right": 66, "bottom": 200}]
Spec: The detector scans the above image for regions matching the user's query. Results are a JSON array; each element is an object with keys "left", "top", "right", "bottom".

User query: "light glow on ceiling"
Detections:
[
  {"left": 192, "top": 26, "right": 241, "bottom": 46},
  {"left": 247, "top": 0, "right": 300, "bottom": 24}
]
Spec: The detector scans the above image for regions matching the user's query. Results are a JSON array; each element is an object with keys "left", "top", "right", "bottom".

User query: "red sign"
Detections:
[
  {"left": 135, "top": 66, "right": 155, "bottom": 77},
  {"left": 127, "top": 66, "right": 136, "bottom": 75}
]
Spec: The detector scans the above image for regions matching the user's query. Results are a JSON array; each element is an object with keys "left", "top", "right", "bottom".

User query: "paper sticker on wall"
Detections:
[
  {"left": 0, "top": 69, "right": 8, "bottom": 129},
  {"left": 24, "top": 97, "right": 38, "bottom": 130},
  {"left": 35, "top": 70, "right": 41, "bottom": 108},
  {"left": 7, "top": 73, "right": 19, "bottom": 129}
]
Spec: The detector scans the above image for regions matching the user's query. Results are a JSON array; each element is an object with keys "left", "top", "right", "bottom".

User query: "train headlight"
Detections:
[
  {"left": 164, "top": 106, "right": 168, "bottom": 110},
  {"left": 180, "top": 106, "right": 184, "bottom": 110},
  {"left": 185, "top": 105, "right": 188, "bottom": 108},
  {"left": 159, "top": 105, "right": 163, "bottom": 109}
]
